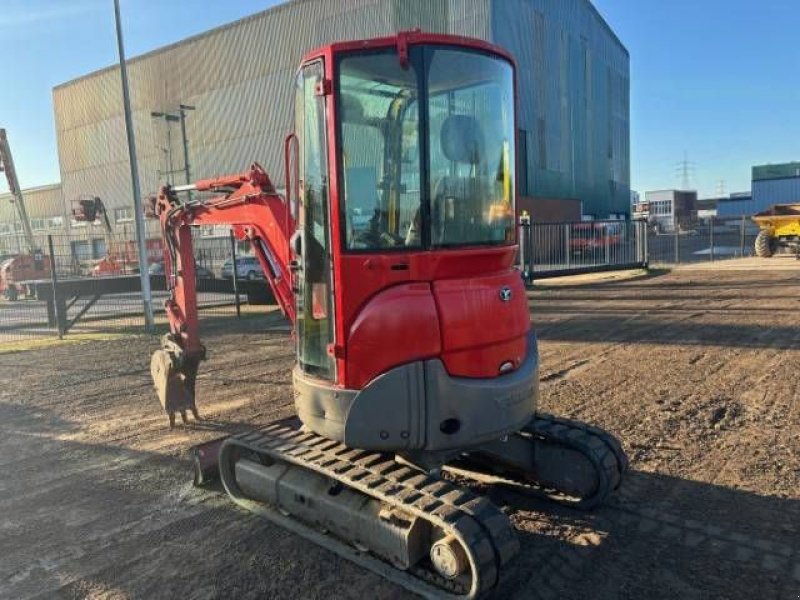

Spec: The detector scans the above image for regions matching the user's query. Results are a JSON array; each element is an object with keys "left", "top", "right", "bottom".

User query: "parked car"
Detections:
[
  {"left": 149, "top": 261, "right": 215, "bottom": 279},
  {"left": 220, "top": 255, "right": 264, "bottom": 280},
  {"left": 569, "top": 222, "right": 624, "bottom": 256}
]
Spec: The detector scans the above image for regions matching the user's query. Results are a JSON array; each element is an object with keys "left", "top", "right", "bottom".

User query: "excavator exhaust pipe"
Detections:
[{"left": 150, "top": 348, "right": 201, "bottom": 428}]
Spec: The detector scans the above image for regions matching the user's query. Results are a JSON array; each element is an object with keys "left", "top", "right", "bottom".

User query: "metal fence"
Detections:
[
  {"left": 518, "top": 215, "right": 761, "bottom": 282},
  {"left": 519, "top": 219, "right": 648, "bottom": 281},
  {"left": 0, "top": 215, "right": 766, "bottom": 343},
  {"left": 0, "top": 230, "right": 269, "bottom": 343},
  {"left": 647, "top": 216, "right": 760, "bottom": 266}
]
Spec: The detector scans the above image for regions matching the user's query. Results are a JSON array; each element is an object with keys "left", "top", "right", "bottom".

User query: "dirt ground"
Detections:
[{"left": 1, "top": 266, "right": 799, "bottom": 599}]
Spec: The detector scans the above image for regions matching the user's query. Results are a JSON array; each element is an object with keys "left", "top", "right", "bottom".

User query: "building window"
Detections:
[
  {"left": 649, "top": 200, "right": 673, "bottom": 216},
  {"left": 115, "top": 207, "right": 133, "bottom": 223},
  {"left": 30, "top": 218, "right": 46, "bottom": 231},
  {"left": 49, "top": 216, "right": 64, "bottom": 229}
]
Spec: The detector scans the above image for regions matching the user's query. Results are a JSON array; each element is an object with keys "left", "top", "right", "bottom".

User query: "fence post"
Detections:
[
  {"left": 674, "top": 227, "right": 679, "bottom": 264},
  {"left": 740, "top": 215, "right": 746, "bottom": 257},
  {"left": 643, "top": 221, "right": 650, "bottom": 267},
  {"left": 635, "top": 221, "right": 643, "bottom": 266},
  {"left": 709, "top": 218, "right": 715, "bottom": 262},
  {"left": 47, "top": 235, "right": 63, "bottom": 339},
  {"left": 565, "top": 223, "right": 571, "bottom": 268},
  {"left": 518, "top": 212, "right": 532, "bottom": 285},
  {"left": 526, "top": 218, "right": 534, "bottom": 283},
  {"left": 230, "top": 230, "right": 241, "bottom": 318}
]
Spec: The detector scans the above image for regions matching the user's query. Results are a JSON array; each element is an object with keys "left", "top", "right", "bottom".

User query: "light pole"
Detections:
[
  {"left": 150, "top": 111, "right": 179, "bottom": 185},
  {"left": 114, "top": 0, "right": 154, "bottom": 332},
  {"left": 151, "top": 104, "right": 195, "bottom": 196},
  {"left": 179, "top": 104, "right": 195, "bottom": 190}
]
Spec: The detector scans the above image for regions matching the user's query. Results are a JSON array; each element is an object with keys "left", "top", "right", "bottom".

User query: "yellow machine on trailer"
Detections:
[{"left": 752, "top": 204, "right": 800, "bottom": 258}]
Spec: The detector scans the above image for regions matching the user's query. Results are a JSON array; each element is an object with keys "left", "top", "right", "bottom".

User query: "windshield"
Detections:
[{"left": 336, "top": 45, "right": 515, "bottom": 251}]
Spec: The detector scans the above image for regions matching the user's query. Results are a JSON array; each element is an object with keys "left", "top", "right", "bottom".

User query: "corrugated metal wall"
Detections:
[
  {"left": 716, "top": 195, "right": 759, "bottom": 218},
  {"left": 492, "top": 0, "right": 629, "bottom": 218},
  {"left": 752, "top": 178, "right": 800, "bottom": 210},
  {"left": 46, "top": 0, "right": 628, "bottom": 241}
]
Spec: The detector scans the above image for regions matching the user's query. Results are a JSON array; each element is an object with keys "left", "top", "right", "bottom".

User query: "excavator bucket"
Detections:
[{"left": 150, "top": 349, "right": 200, "bottom": 428}]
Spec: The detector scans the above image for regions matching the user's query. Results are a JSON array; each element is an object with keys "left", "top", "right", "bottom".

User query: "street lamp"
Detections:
[{"left": 150, "top": 104, "right": 195, "bottom": 192}]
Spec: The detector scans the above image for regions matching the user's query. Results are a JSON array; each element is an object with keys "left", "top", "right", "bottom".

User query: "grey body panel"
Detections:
[{"left": 294, "top": 332, "right": 539, "bottom": 452}]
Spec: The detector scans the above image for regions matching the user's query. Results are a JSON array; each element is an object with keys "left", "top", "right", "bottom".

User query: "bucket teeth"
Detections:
[{"left": 151, "top": 349, "right": 200, "bottom": 428}]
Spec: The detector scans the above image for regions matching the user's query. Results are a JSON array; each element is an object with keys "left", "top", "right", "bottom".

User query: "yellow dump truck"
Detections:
[{"left": 752, "top": 204, "right": 800, "bottom": 257}]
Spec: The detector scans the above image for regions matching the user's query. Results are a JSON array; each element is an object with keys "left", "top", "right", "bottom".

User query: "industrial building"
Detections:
[
  {"left": 714, "top": 163, "right": 800, "bottom": 218},
  {"left": 1, "top": 0, "right": 630, "bottom": 255},
  {"left": 643, "top": 189, "right": 697, "bottom": 232},
  {"left": 0, "top": 184, "right": 64, "bottom": 255},
  {"left": 709, "top": 192, "right": 752, "bottom": 218},
  {"left": 750, "top": 162, "right": 800, "bottom": 211}
]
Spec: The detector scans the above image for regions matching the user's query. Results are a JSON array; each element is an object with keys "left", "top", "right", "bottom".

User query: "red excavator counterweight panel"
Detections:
[
  {"left": 434, "top": 270, "right": 529, "bottom": 378},
  {"left": 346, "top": 283, "right": 441, "bottom": 388}
]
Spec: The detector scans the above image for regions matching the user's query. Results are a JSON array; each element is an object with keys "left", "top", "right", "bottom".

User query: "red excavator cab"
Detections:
[{"left": 289, "top": 32, "right": 535, "bottom": 452}]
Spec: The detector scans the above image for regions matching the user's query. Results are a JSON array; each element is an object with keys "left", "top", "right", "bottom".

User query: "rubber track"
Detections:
[
  {"left": 517, "top": 413, "right": 628, "bottom": 509},
  {"left": 218, "top": 419, "right": 519, "bottom": 600}
]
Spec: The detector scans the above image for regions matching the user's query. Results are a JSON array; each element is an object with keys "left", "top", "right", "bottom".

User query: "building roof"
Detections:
[
  {"left": 752, "top": 162, "right": 800, "bottom": 182},
  {"left": 0, "top": 182, "right": 62, "bottom": 200}
]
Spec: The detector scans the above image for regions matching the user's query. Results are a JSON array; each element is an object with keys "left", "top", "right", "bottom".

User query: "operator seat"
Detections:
[{"left": 431, "top": 114, "right": 487, "bottom": 245}]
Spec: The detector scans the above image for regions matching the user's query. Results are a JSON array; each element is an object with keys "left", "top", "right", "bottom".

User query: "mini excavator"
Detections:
[{"left": 148, "top": 31, "right": 627, "bottom": 598}]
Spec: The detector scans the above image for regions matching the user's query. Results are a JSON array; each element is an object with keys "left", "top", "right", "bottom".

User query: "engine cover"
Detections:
[{"left": 294, "top": 332, "right": 539, "bottom": 452}]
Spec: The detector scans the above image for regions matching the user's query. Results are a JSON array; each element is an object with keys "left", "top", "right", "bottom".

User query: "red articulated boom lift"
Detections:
[
  {"left": 148, "top": 32, "right": 627, "bottom": 598},
  {"left": 71, "top": 195, "right": 127, "bottom": 276}
]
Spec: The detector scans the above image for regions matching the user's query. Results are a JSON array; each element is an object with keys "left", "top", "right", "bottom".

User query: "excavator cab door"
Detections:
[{"left": 294, "top": 60, "right": 336, "bottom": 381}]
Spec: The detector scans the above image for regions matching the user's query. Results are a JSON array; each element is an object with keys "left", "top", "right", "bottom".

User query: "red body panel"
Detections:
[
  {"left": 433, "top": 271, "right": 529, "bottom": 377},
  {"left": 344, "top": 267, "right": 529, "bottom": 388},
  {"left": 337, "top": 246, "right": 530, "bottom": 389},
  {"left": 346, "top": 283, "right": 441, "bottom": 388}
]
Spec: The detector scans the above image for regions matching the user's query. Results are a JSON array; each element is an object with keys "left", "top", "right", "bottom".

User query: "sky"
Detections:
[
  {"left": 593, "top": 0, "right": 800, "bottom": 197},
  {"left": 1, "top": 0, "right": 799, "bottom": 199}
]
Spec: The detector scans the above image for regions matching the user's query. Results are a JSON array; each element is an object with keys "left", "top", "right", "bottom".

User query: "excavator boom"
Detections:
[{"left": 148, "top": 163, "right": 295, "bottom": 424}]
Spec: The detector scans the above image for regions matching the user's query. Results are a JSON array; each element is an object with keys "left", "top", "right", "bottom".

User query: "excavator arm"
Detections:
[{"left": 149, "top": 163, "right": 296, "bottom": 426}]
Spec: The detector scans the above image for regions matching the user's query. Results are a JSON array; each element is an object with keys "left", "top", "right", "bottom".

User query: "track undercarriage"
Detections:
[{"left": 192, "top": 414, "right": 627, "bottom": 599}]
